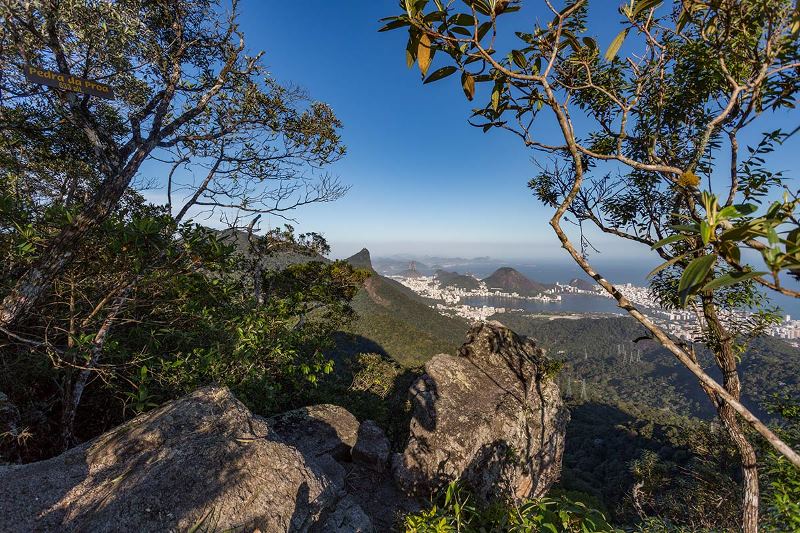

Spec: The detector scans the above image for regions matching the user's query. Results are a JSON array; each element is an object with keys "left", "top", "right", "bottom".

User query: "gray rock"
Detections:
[
  {"left": 0, "top": 386, "right": 371, "bottom": 533},
  {"left": 352, "top": 420, "right": 390, "bottom": 472},
  {"left": 268, "top": 404, "right": 359, "bottom": 462},
  {"left": 393, "top": 321, "right": 569, "bottom": 502},
  {"left": 321, "top": 495, "right": 374, "bottom": 532}
]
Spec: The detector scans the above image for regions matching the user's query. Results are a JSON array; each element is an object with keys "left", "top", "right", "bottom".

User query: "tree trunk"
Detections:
[
  {"left": 0, "top": 162, "right": 140, "bottom": 328},
  {"left": 702, "top": 296, "right": 759, "bottom": 533},
  {"left": 61, "top": 289, "right": 128, "bottom": 449}
]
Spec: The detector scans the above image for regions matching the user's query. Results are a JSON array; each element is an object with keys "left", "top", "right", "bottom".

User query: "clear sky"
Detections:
[
  {"left": 143, "top": 1, "right": 797, "bottom": 262},
  {"left": 233, "top": 0, "right": 578, "bottom": 259}
]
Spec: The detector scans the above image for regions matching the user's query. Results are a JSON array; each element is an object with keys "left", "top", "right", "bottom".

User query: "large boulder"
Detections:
[
  {"left": 393, "top": 321, "right": 569, "bottom": 502},
  {"left": 0, "top": 387, "right": 372, "bottom": 532}
]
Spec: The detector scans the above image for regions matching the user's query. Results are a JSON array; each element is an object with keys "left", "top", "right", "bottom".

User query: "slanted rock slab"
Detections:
[
  {"left": 0, "top": 386, "right": 371, "bottom": 532},
  {"left": 393, "top": 321, "right": 569, "bottom": 502},
  {"left": 268, "top": 404, "right": 360, "bottom": 462}
]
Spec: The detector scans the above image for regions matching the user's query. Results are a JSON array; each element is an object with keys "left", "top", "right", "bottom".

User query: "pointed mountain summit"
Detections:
[
  {"left": 346, "top": 248, "right": 373, "bottom": 270},
  {"left": 482, "top": 267, "right": 550, "bottom": 296}
]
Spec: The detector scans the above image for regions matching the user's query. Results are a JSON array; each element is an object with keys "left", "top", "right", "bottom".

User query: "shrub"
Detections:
[{"left": 403, "top": 481, "right": 619, "bottom": 533}]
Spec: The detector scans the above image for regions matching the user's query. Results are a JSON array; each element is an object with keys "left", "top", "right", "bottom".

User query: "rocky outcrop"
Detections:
[
  {"left": 345, "top": 248, "right": 374, "bottom": 271},
  {"left": 392, "top": 321, "right": 569, "bottom": 502},
  {"left": 268, "top": 404, "right": 360, "bottom": 462},
  {"left": 0, "top": 322, "right": 568, "bottom": 531},
  {"left": 0, "top": 387, "right": 376, "bottom": 532},
  {"left": 352, "top": 420, "right": 391, "bottom": 472}
]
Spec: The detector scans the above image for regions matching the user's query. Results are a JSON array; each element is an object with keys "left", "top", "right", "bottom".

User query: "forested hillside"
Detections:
[
  {"left": 337, "top": 249, "right": 468, "bottom": 367},
  {"left": 496, "top": 314, "right": 800, "bottom": 421}
]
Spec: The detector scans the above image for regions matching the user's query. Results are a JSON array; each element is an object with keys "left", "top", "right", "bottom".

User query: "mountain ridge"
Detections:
[{"left": 342, "top": 249, "right": 469, "bottom": 366}]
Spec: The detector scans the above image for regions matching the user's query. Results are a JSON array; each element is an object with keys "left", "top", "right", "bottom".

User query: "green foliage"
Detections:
[
  {"left": 761, "top": 395, "right": 800, "bottom": 530},
  {"left": 403, "top": 481, "right": 619, "bottom": 532},
  {"left": 0, "top": 0, "right": 354, "bottom": 462},
  {"left": 650, "top": 191, "right": 798, "bottom": 306},
  {"left": 497, "top": 314, "right": 799, "bottom": 422},
  {"left": 0, "top": 189, "right": 367, "bottom": 459},
  {"left": 342, "top": 273, "right": 468, "bottom": 368}
]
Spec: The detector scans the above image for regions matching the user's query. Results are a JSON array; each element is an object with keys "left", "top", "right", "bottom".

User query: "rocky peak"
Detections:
[
  {"left": 568, "top": 277, "right": 595, "bottom": 291},
  {"left": 346, "top": 248, "right": 373, "bottom": 270}
]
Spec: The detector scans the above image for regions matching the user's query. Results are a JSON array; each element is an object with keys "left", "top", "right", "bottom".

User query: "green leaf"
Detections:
[
  {"left": 669, "top": 223, "right": 700, "bottom": 234},
  {"left": 678, "top": 254, "right": 717, "bottom": 304},
  {"left": 511, "top": 49, "right": 528, "bottom": 68},
  {"left": 405, "top": 34, "right": 418, "bottom": 68},
  {"left": 651, "top": 234, "right": 688, "bottom": 250},
  {"left": 719, "top": 220, "right": 766, "bottom": 242},
  {"left": 461, "top": 72, "right": 475, "bottom": 100},
  {"left": 604, "top": 29, "right": 628, "bottom": 61},
  {"left": 702, "top": 271, "right": 768, "bottom": 291},
  {"left": 378, "top": 19, "right": 410, "bottom": 32},
  {"left": 450, "top": 26, "right": 472, "bottom": 36},
  {"left": 477, "top": 21, "right": 493, "bottom": 41},
  {"left": 490, "top": 82, "right": 501, "bottom": 111},
  {"left": 450, "top": 13, "right": 476, "bottom": 26},
  {"left": 423, "top": 66, "right": 457, "bottom": 84},
  {"left": 647, "top": 252, "right": 689, "bottom": 278},
  {"left": 631, "top": 0, "right": 664, "bottom": 18},
  {"left": 768, "top": 227, "right": 779, "bottom": 245},
  {"left": 700, "top": 221, "right": 712, "bottom": 245},
  {"left": 718, "top": 203, "right": 757, "bottom": 220}
]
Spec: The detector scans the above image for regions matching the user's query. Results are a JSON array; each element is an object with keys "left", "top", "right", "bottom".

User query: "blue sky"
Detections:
[
  {"left": 142, "top": 1, "right": 797, "bottom": 263},
  {"left": 235, "top": 0, "right": 561, "bottom": 259}
]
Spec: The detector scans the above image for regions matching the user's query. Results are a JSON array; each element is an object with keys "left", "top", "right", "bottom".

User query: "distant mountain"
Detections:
[
  {"left": 346, "top": 248, "right": 374, "bottom": 270},
  {"left": 341, "top": 249, "right": 469, "bottom": 367},
  {"left": 397, "top": 261, "right": 426, "bottom": 278},
  {"left": 482, "top": 267, "right": 550, "bottom": 296},
  {"left": 434, "top": 269, "right": 481, "bottom": 290},
  {"left": 568, "top": 278, "right": 595, "bottom": 291}
]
